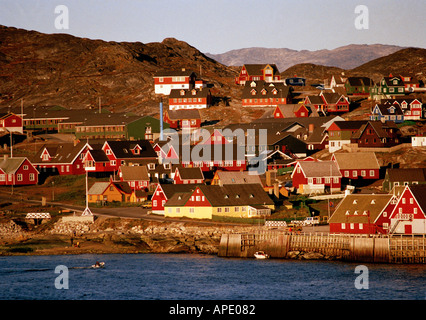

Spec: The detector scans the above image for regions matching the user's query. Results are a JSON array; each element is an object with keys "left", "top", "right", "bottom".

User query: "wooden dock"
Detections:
[{"left": 218, "top": 231, "right": 426, "bottom": 264}]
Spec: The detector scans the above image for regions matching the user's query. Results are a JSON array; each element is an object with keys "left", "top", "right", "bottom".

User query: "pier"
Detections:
[{"left": 218, "top": 231, "right": 426, "bottom": 264}]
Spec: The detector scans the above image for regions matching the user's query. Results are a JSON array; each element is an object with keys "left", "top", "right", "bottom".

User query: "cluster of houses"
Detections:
[{"left": 0, "top": 63, "right": 425, "bottom": 235}]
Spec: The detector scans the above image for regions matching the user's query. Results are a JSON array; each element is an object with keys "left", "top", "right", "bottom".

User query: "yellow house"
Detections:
[
  {"left": 88, "top": 181, "right": 132, "bottom": 204},
  {"left": 164, "top": 184, "right": 274, "bottom": 220}
]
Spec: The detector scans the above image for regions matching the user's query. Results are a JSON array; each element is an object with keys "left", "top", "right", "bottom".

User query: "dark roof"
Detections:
[
  {"left": 352, "top": 121, "right": 399, "bottom": 140},
  {"left": 372, "top": 104, "right": 403, "bottom": 116},
  {"left": 175, "top": 166, "right": 204, "bottom": 180},
  {"left": 409, "top": 184, "right": 426, "bottom": 212},
  {"left": 166, "top": 109, "right": 201, "bottom": 120},
  {"left": 330, "top": 120, "right": 368, "bottom": 130},
  {"left": 106, "top": 140, "right": 157, "bottom": 159},
  {"left": 387, "top": 168, "right": 426, "bottom": 182},
  {"left": 158, "top": 183, "right": 200, "bottom": 199},
  {"left": 154, "top": 69, "right": 196, "bottom": 77},
  {"left": 242, "top": 81, "right": 290, "bottom": 99},
  {"left": 346, "top": 77, "right": 374, "bottom": 87},
  {"left": 243, "top": 64, "right": 280, "bottom": 76},
  {"left": 31, "top": 141, "right": 89, "bottom": 164},
  {"left": 169, "top": 87, "right": 210, "bottom": 99}
]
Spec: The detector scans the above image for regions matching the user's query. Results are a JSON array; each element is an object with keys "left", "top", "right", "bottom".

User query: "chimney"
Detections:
[{"left": 309, "top": 123, "right": 315, "bottom": 133}]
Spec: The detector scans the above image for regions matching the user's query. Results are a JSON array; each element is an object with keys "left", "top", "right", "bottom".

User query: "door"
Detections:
[{"left": 404, "top": 224, "right": 412, "bottom": 234}]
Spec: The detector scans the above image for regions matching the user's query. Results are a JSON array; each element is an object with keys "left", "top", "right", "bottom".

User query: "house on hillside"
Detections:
[
  {"left": 117, "top": 165, "right": 150, "bottom": 190},
  {"left": 328, "top": 194, "right": 397, "bottom": 234},
  {"left": 173, "top": 166, "right": 204, "bottom": 184},
  {"left": 154, "top": 69, "right": 197, "bottom": 95},
  {"left": 388, "top": 184, "right": 426, "bottom": 234},
  {"left": 291, "top": 160, "right": 342, "bottom": 194},
  {"left": 304, "top": 95, "right": 327, "bottom": 113},
  {"left": 344, "top": 77, "right": 374, "bottom": 96},
  {"left": 163, "top": 109, "right": 201, "bottom": 130},
  {"left": 370, "top": 104, "right": 404, "bottom": 123},
  {"left": 381, "top": 98, "right": 423, "bottom": 120},
  {"left": 273, "top": 104, "right": 311, "bottom": 118},
  {"left": 284, "top": 77, "right": 306, "bottom": 86},
  {"left": 327, "top": 120, "right": 367, "bottom": 153},
  {"left": 168, "top": 87, "right": 212, "bottom": 110},
  {"left": 399, "top": 75, "right": 421, "bottom": 92},
  {"left": 331, "top": 152, "right": 380, "bottom": 185},
  {"left": 370, "top": 76, "right": 405, "bottom": 100},
  {"left": 351, "top": 121, "right": 401, "bottom": 148},
  {"left": 235, "top": 64, "right": 281, "bottom": 85},
  {"left": 0, "top": 156, "right": 39, "bottom": 186},
  {"left": 241, "top": 81, "right": 291, "bottom": 107},
  {"left": 382, "top": 168, "right": 426, "bottom": 192},
  {"left": 164, "top": 184, "right": 275, "bottom": 220},
  {"left": 0, "top": 113, "right": 23, "bottom": 133},
  {"left": 319, "top": 92, "right": 350, "bottom": 113},
  {"left": 32, "top": 141, "right": 91, "bottom": 177}
]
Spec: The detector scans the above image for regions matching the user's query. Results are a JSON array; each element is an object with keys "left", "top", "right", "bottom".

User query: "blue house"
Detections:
[{"left": 370, "top": 103, "right": 404, "bottom": 123}]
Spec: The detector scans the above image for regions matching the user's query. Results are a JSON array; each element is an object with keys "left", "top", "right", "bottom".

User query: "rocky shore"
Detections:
[{"left": 0, "top": 216, "right": 261, "bottom": 256}]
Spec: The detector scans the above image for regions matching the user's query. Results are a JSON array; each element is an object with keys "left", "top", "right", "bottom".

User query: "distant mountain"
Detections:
[
  {"left": 206, "top": 44, "right": 405, "bottom": 71},
  {"left": 0, "top": 26, "right": 237, "bottom": 114}
]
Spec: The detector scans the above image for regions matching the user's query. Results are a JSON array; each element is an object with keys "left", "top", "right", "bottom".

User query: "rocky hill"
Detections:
[
  {"left": 206, "top": 44, "right": 405, "bottom": 71},
  {"left": 0, "top": 26, "right": 237, "bottom": 115}
]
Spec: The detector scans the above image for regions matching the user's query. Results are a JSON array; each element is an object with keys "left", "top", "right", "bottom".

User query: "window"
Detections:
[
  {"left": 369, "top": 170, "right": 375, "bottom": 177},
  {"left": 341, "top": 223, "right": 346, "bottom": 229},
  {"left": 344, "top": 171, "right": 349, "bottom": 177},
  {"left": 225, "top": 207, "right": 230, "bottom": 213},
  {"left": 361, "top": 170, "right": 366, "bottom": 177},
  {"left": 23, "top": 165, "right": 28, "bottom": 170},
  {"left": 17, "top": 174, "right": 23, "bottom": 181},
  {"left": 217, "top": 208, "right": 222, "bottom": 213},
  {"left": 189, "top": 208, "right": 194, "bottom": 213}
]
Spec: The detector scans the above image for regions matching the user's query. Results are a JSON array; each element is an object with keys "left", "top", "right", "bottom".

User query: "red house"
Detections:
[
  {"left": 173, "top": 166, "right": 204, "bottom": 184},
  {"left": 329, "top": 194, "right": 397, "bottom": 234},
  {"left": 388, "top": 184, "right": 426, "bottom": 234},
  {"left": 163, "top": 109, "right": 201, "bottom": 130},
  {"left": 235, "top": 64, "right": 281, "bottom": 85},
  {"left": 351, "top": 121, "right": 401, "bottom": 148},
  {"left": 118, "top": 165, "right": 150, "bottom": 190},
  {"left": 0, "top": 113, "right": 23, "bottom": 133},
  {"left": 168, "top": 87, "right": 211, "bottom": 110},
  {"left": 151, "top": 183, "right": 199, "bottom": 214},
  {"left": 319, "top": 92, "right": 350, "bottom": 113},
  {"left": 154, "top": 69, "right": 197, "bottom": 95},
  {"left": 291, "top": 160, "right": 342, "bottom": 194},
  {"left": 273, "top": 104, "right": 311, "bottom": 118},
  {"left": 32, "top": 141, "right": 90, "bottom": 176},
  {"left": 0, "top": 156, "right": 39, "bottom": 186},
  {"left": 331, "top": 152, "right": 380, "bottom": 182},
  {"left": 241, "top": 81, "right": 291, "bottom": 107}
]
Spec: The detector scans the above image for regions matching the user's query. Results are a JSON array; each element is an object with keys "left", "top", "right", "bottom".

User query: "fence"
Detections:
[{"left": 218, "top": 231, "right": 426, "bottom": 264}]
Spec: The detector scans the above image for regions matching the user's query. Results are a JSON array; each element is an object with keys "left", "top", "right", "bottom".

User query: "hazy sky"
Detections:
[{"left": 1, "top": 0, "right": 425, "bottom": 53}]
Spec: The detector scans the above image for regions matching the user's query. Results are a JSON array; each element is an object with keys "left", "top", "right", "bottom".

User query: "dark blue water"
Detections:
[{"left": 0, "top": 254, "right": 425, "bottom": 300}]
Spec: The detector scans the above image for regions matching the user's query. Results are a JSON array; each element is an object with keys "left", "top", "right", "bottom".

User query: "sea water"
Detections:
[{"left": 0, "top": 253, "right": 425, "bottom": 300}]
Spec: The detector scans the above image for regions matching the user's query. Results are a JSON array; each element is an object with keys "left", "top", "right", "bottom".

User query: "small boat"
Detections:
[
  {"left": 254, "top": 251, "right": 269, "bottom": 259},
  {"left": 91, "top": 262, "right": 105, "bottom": 268}
]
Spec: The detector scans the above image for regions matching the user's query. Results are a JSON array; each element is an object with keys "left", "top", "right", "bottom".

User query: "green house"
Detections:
[
  {"left": 370, "top": 76, "right": 405, "bottom": 100},
  {"left": 344, "top": 77, "right": 374, "bottom": 96}
]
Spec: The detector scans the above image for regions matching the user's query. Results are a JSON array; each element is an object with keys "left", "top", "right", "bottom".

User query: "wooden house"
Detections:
[
  {"left": 284, "top": 77, "right": 306, "bottom": 86},
  {"left": 291, "top": 160, "right": 342, "bottom": 194},
  {"left": 88, "top": 181, "right": 132, "bottom": 204},
  {"left": 388, "top": 184, "right": 426, "bottom": 234},
  {"left": 327, "top": 120, "right": 367, "bottom": 153},
  {"left": 370, "top": 76, "right": 405, "bottom": 100},
  {"left": 304, "top": 95, "right": 327, "bottom": 113},
  {"left": 164, "top": 184, "right": 274, "bottom": 220},
  {"left": 331, "top": 152, "right": 380, "bottom": 184},
  {"left": 370, "top": 104, "right": 404, "bottom": 123},
  {"left": 273, "top": 104, "right": 311, "bottom": 118},
  {"left": 351, "top": 121, "right": 401, "bottom": 148},
  {"left": 117, "top": 165, "right": 150, "bottom": 190},
  {"left": 154, "top": 69, "right": 197, "bottom": 95},
  {"left": 319, "top": 92, "right": 350, "bottom": 113},
  {"left": 235, "top": 64, "right": 281, "bottom": 85},
  {"left": 399, "top": 75, "right": 421, "bottom": 92},
  {"left": 163, "top": 109, "right": 201, "bottom": 130},
  {"left": 0, "top": 156, "right": 39, "bottom": 186},
  {"left": 381, "top": 98, "right": 423, "bottom": 120},
  {"left": 0, "top": 113, "right": 23, "bottom": 133},
  {"left": 151, "top": 183, "right": 200, "bottom": 214},
  {"left": 344, "top": 77, "right": 374, "bottom": 96},
  {"left": 173, "top": 166, "right": 204, "bottom": 184},
  {"left": 32, "top": 141, "right": 91, "bottom": 177},
  {"left": 241, "top": 81, "right": 291, "bottom": 107},
  {"left": 168, "top": 87, "right": 212, "bottom": 110},
  {"left": 211, "top": 170, "right": 263, "bottom": 187},
  {"left": 329, "top": 194, "right": 397, "bottom": 234},
  {"left": 382, "top": 168, "right": 426, "bottom": 192}
]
